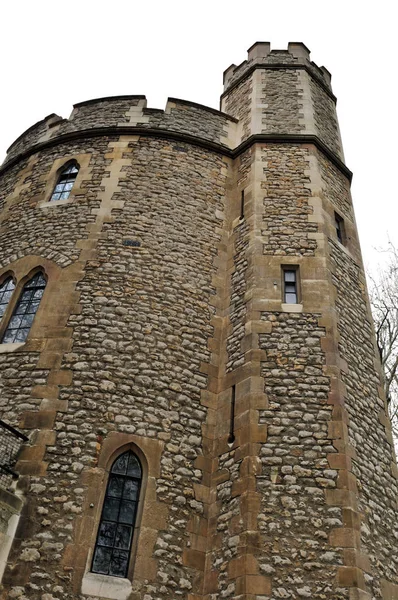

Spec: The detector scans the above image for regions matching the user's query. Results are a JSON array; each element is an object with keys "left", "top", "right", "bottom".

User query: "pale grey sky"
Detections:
[{"left": 1, "top": 0, "right": 396, "bottom": 268}]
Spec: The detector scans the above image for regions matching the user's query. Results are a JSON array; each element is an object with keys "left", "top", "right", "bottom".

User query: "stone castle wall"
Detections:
[{"left": 0, "top": 42, "right": 397, "bottom": 600}]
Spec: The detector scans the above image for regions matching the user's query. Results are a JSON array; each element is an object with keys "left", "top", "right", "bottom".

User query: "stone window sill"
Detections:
[
  {"left": 0, "top": 342, "right": 25, "bottom": 354},
  {"left": 281, "top": 303, "right": 303, "bottom": 313},
  {"left": 38, "top": 197, "right": 74, "bottom": 209},
  {"left": 81, "top": 572, "right": 132, "bottom": 600}
]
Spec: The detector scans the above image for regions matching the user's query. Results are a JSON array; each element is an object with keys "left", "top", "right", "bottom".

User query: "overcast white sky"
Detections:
[{"left": 1, "top": 1, "right": 396, "bottom": 270}]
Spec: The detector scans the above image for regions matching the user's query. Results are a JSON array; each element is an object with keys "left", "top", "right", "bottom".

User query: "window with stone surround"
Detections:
[
  {"left": 1, "top": 272, "right": 47, "bottom": 343},
  {"left": 91, "top": 451, "right": 142, "bottom": 578},
  {"left": 282, "top": 266, "right": 300, "bottom": 304},
  {"left": 50, "top": 161, "right": 79, "bottom": 202}
]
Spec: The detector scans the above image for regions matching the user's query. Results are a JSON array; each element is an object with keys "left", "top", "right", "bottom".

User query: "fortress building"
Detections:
[{"left": 0, "top": 42, "right": 397, "bottom": 600}]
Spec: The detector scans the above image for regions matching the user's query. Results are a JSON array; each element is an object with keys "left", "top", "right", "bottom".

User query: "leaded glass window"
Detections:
[
  {"left": 50, "top": 162, "right": 79, "bottom": 202},
  {"left": 2, "top": 272, "right": 46, "bottom": 343},
  {"left": 92, "top": 451, "right": 142, "bottom": 578},
  {"left": 0, "top": 277, "right": 15, "bottom": 320}
]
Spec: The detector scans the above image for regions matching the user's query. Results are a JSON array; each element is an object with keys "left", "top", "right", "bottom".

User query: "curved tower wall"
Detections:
[{"left": 0, "top": 42, "right": 397, "bottom": 600}]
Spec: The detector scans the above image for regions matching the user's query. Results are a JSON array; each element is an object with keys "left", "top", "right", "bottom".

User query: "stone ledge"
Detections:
[{"left": 81, "top": 572, "right": 132, "bottom": 600}]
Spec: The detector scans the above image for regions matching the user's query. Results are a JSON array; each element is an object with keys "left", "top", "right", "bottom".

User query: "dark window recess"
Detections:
[
  {"left": 2, "top": 272, "right": 46, "bottom": 344},
  {"left": 240, "top": 190, "right": 245, "bottom": 220},
  {"left": 0, "top": 277, "right": 15, "bottom": 320},
  {"left": 50, "top": 162, "right": 79, "bottom": 202},
  {"left": 335, "top": 212, "right": 346, "bottom": 244},
  {"left": 91, "top": 451, "right": 142, "bottom": 579},
  {"left": 228, "top": 385, "right": 236, "bottom": 444},
  {"left": 283, "top": 269, "right": 298, "bottom": 304}
]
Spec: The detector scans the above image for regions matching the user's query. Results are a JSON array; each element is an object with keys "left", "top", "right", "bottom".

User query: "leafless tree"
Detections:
[{"left": 368, "top": 242, "right": 398, "bottom": 441}]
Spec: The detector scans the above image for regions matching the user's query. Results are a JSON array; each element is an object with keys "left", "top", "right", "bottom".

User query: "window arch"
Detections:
[
  {"left": 50, "top": 161, "right": 79, "bottom": 202},
  {"left": 0, "top": 276, "right": 16, "bottom": 319},
  {"left": 1, "top": 272, "right": 47, "bottom": 343},
  {"left": 92, "top": 450, "right": 142, "bottom": 578}
]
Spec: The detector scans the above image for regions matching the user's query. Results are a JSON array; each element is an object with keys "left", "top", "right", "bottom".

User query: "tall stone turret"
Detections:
[{"left": 0, "top": 43, "right": 397, "bottom": 600}]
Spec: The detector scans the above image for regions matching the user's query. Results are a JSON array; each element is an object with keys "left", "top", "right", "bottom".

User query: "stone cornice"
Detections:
[{"left": 0, "top": 128, "right": 352, "bottom": 182}]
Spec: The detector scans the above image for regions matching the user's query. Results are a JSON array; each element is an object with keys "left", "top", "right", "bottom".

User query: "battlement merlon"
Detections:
[
  {"left": 2, "top": 96, "right": 238, "bottom": 169},
  {"left": 222, "top": 42, "right": 333, "bottom": 94}
]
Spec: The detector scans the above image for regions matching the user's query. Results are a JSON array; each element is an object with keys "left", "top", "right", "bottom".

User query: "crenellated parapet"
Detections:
[
  {"left": 221, "top": 42, "right": 343, "bottom": 159},
  {"left": 2, "top": 96, "right": 238, "bottom": 169}
]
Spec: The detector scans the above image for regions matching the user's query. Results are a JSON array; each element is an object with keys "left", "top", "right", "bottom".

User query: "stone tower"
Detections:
[{"left": 0, "top": 42, "right": 397, "bottom": 600}]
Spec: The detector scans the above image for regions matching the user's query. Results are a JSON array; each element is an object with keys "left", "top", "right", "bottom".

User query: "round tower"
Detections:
[{"left": 0, "top": 43, "right": 397, "bottom": 600}]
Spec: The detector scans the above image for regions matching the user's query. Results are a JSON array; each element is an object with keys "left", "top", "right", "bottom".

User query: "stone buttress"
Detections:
[{"left": 0, "top": 42, "right": 396, "bottom": 600}]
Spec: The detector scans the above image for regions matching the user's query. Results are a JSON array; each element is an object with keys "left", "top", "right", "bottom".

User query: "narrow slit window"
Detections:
[
  {"left": 0, "top": 277, "right": 16, "bottom": 320},
  {"left": 283, "top": 268, "right": 299, "bottom": 304},
  {"left": 2, "top": 272, "right": 46, "bottom": 343},
  {"left": 50, "top": 162, "right": 79, "bottom": 202},
  {"left": 335, "top": 212, "right": 346, "bottom": 245},
  {"left": 92, "top": 451, "right": 142, "bottom": 579},
  {"left": 228, "top": 385, "right": 236, "bottom": 444},
  {"left": 240, "top": 190, "right": 245, "bottom": 220}
]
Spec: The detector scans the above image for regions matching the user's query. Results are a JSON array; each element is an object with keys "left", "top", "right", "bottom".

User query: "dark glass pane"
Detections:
[
  {"left": 119, "top": 501, "right": 136, "bottom": 525},
  {"left": 55, "top": 184, "right": 64, "bottom": 192},
  {"left": 51, "top": 193, "right": 61, "bottom": 201},
  {"left": 64, "top": 182, "right": 73, "bottom": 191},
  {"left": 112, "top": 453, "right": 129, "bottom": 474},
  {"left": 9, "top": 316, "right": 22, "bottom": 328},
  {"left": 98, "top": 521, "right": 117, "bottom": 547},
  {"left": 285, "top": 284, "right": 296, "bottom": 293},
  {"left": 92, "top": 546, "right": 112, "bottom": 575},
  {"left": 127, "top": 454, "right": 141, "bottom": 477},
  {"left": 33, "top": 288, "right": 44, "bottom": 300},
  {"left": 21, "top": 314, "right": 35, "bottom": 328},
  {"left": 284, "top": 271, "right": 296, "bottom": 282},
  {"left": 15, "top": 302, "right": 29, "bottom": 315},
  {"left": 2, "top": 290, "right": 13, "bottom": 302},
  {"left": 123, "top": 479, "right": 138, "bottom": 501},
  {"left": 109, "top": 550, "right": 129, "bottom": 578},
  {"left": 103, "top": 497, "right": 120, "bottom": 521},
  {"left": 15, "top": 329, "right": 29, "bottom": 342},
  {"left": 60, "top": 192, "right": 70, "bottom": 200},
  {"left": 108, "top": 476, "right": 124, "bottom": 498},
  {"left": 2, "top": 330, "right": 15, "bottom": 343},
  {"left": 285, "top": 293, "right": 297, "bottom": 304},
  {"left": 114, "top": 524, "right": 133, "bottom": 550}
]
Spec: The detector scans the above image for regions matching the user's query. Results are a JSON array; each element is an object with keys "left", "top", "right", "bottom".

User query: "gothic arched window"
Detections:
[
  {"left": 92, "top": 451, "right": 142, "bottom": 578},
  {"left": 50, "top": 161, "right": 79, "bottom": 202},
  {"left": 2, "top": 272, "right": 47, "bottom": 343},
  {"left": 0, "top": 277, "right": 16, "bottom": 319}
]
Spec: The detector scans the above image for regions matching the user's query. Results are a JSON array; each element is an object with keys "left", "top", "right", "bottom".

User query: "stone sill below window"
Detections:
[
  {"left": 81, "top": 572, "right": 132, "bottom": 600},
  {"left": 0, "top": 342, "right": 25, "bottom": 354},
  {"left": 281, "top": 303, "right": 303, "bottom": 313}
]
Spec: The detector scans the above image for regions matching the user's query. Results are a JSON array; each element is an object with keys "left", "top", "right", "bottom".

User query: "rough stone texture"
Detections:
[
  {"left": 319, "top": 152, "right": 353, "bottom": 220},
  {"left": 258, "top": 311, "right": 348, "bottom": 599},
  {"left": 226, "top": 219, "right": 248, "bottom": 372},
  {"left": 260, "top": 70, "right": 304, "bottom": 134},
  {"left": 223, "top": 77, "right": 252, "bottom": 143},
  {"left": 330, "top": 241, "right": 398, "bottom": 597},
  {"left": 261, "top": 144, "right": 318, "bottom": 256},
  {"left": 310, "top": 79, "right": 342, "bottom": 159}
]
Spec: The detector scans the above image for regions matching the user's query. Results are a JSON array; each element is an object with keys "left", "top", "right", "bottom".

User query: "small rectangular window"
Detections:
[
  {"left": 335, "top": 212, "right": 346, "bottom": 245},
  {"left": 282, "top": 267, "right": 299, "bottom": 304}
]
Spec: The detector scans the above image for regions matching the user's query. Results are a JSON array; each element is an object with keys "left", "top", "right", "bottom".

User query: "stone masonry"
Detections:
[{"left": 0, "top": 42, "right": 397, "bottom": 600}]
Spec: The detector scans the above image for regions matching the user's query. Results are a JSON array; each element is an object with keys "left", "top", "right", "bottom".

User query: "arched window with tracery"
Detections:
[
  {"left": 92, "top": 450, "right": 142, "bottom": 578},
  {"left": 1, "top": 272, "right": 46, "bottom": 343},
  {"left": 50, "top": 161, "right": 79, "bottom": 202},
  {"left": 0, "top": 277, "right": 16, "bottom": 319}
]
